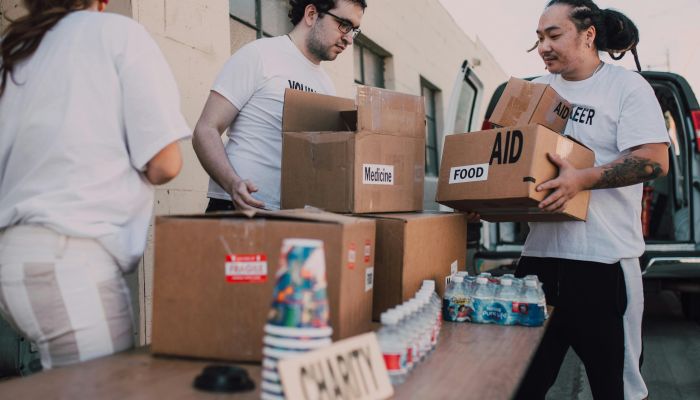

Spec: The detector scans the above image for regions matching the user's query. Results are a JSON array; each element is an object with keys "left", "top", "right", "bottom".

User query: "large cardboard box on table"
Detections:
[
  {"left": 436, "top": 124, "right": 595, "bottom": 222},
  {"left": 489, "top": 77, "right": 572, "bottom": 134},
  {"left": 281, "top": 86, "right": 425, "bottom": 213},
  {"left": 362, "top": 212, "right": 468, "bottom": 320},
  {"left": 151, "top": 210, "right": 376, "bottom": 362}
]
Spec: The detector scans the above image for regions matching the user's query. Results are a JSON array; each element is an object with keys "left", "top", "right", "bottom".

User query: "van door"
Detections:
[
  {"left": 640, "top": 73, "right": 700, "bottom": 278},
  {"left": 424, "top": 60, "right": 484, "bottom": 211}
]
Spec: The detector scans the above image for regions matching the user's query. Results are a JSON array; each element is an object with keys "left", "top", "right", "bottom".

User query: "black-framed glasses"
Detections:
[{"left": 322, "top": 10, "right": 361, "bottom": 39}]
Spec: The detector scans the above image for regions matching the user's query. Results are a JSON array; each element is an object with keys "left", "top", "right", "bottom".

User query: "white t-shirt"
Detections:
[
  {"left": 522, "top": 64, "right": 669, "bottom": 263},
  {"left": 208, "top": 35, "right": 336, "bottom": 210},
  {"left": 0, "top": 11, "right": 191, "bottom": 271}
]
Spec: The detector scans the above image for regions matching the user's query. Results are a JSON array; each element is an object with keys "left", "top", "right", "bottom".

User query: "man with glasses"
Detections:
[{"left": 193, "top": 0, "right": 366, "bottom": 212}]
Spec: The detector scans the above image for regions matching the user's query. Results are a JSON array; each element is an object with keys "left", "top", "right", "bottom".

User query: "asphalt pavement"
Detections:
[{"left": 547, "top": 290, "right": 700, "bottom": 400}]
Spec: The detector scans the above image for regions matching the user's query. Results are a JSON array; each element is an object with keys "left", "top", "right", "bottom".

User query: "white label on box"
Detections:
[
  {"left": 362, "top": 164, "right": 394, "bottom": 185},
  {"left": 365, "top": 267, "right": 374, "bottom": 292},
  {"left": 225, "top": 254, "right": 268, "bottom": 283},
  {"left": 449, "top": 163, "right": 489, "bottom": 184},
  {"left": 451, "top": 260, "right": 458, "bottom": 275}
]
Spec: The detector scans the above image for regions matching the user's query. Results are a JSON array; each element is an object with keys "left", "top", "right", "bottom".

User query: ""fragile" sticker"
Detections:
[
  {"left": 225, "top": 254, "right": 268, "bottom": 283},
  {"left": 449, "top": 163, "right": 489, "bottom": 184}
]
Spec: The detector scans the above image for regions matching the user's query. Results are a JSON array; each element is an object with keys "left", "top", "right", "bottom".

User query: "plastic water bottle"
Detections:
[
  {"left": 472, "top": 277, "right": 495, "bottom": 324},
  {"left": 442, "top": 277, "right": 458, "bottom": 321},
  {"left": 536, "top": 280, "right": 548, "bottom": 319},
  {"left": 394, "top": 305, "right": 416, "bottom": 372},
  {"left": 415, "top": 296, "right": 433, "bottom": 360},
  {"left": 520, "top": 279, "right": 546, "bottom": 326},
  {"left": 495, "top": 278, "right": 519, "bottom": 325},
  {"left": 420, "top": 282, "right": 443, "bottom": 345},
  {"left": 443, "top": 275, "right": 470, "bottom": 322},
  {"left": 405, "top": 300, "right": 426, "bottom": 363},
  {"left": 400, "top": 302, "right": 422, "bottom": 367},
  {"left": 378, "top": 311, "right": 407, "bottom": 385}
]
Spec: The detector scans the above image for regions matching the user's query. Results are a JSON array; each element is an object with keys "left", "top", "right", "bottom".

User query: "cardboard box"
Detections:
[
  {"left": 281, "top": 86, "right": 425, "bottom": 213},
  {"left": 436, "top": 124, "right": 595, "bottom": 222},
  {"left": 151, "top": 210, "right": 376, "bottom": 362},
  {"left": 489, "top": 77, "right": 572, "bottom": 134},
  {"left": 362, "top": 212, "right": 468, "bottom": 320}
]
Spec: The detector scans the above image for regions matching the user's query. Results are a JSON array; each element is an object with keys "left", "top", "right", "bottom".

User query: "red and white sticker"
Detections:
[
  {"left": 225, "top": 254, "right": 268, "bottom": 283},
  {"left": 363, "top": 240, "right": 372, "bottom": 263},
  {"left": 348, "top": 243, "right": 356, "bottom": 270}
]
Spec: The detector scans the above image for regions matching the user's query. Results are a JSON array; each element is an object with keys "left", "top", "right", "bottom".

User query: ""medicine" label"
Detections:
[
  {"left": 362, "top": 164, "right": 394, "bottom": 185},
  {"left": 449, "top": 163, "right": 489, "bottom": 184}
]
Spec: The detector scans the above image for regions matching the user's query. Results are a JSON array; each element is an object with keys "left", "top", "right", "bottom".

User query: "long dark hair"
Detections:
[
  {"left": 0, "top": 0, "right": 96, "bottom": 97},
  {"left": 546, "top": 0, "right": 642, "bottom": 71}
]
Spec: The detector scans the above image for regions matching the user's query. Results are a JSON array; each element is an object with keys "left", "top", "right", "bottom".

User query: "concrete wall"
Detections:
[
  {"left": 109, "top": 0, "right": 231, "bottom": 344},
  {"left": 0, "top": 0, "right": 24, "bottom": 29}
]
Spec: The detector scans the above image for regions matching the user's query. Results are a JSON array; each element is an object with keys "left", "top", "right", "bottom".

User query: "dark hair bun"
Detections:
[{"left": 601, "top": 9, "right": 639, "bottom": 53}]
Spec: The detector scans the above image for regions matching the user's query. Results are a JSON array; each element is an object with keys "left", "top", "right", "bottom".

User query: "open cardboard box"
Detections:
[{"left": 281, "top": 86, "right": 426, "bottom": 213}]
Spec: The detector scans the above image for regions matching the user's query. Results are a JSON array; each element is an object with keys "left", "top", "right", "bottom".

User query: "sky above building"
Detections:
[{"left": 440, "top": 0, "right": 700, "bottom": 95}]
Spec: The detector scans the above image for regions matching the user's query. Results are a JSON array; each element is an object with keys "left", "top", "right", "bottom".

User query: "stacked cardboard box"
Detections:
[
  {"left": 437, "top": 77, "right": 595, "bottom": 222},
  {"left": 363, "top": 212, "right": 468, "bottom": 320},
  {"left": 280, "top": 86, "right": 425, "bottom": 214},
  {"left": 151, "top": 86, "right": 471, "bottom": 363},
  {"left": 151, "top": 210, "right": 376, "bottom": 362}
]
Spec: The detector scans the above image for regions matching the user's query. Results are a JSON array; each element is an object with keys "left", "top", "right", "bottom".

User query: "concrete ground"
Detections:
[{"left": 547, "top": 290, "right": 700, "bottom": 400}]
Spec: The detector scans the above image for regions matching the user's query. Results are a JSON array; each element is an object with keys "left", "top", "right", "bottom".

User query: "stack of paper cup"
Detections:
[{"left": 261, "top": 238, "right": 333, "bottom": 400}]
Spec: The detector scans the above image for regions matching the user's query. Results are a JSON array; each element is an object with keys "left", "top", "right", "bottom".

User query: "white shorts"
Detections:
[{"left": 0, "top": 225, "right": 134, "bottom": 369}]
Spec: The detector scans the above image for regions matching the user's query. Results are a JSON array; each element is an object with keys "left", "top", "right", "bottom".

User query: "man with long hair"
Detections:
[
  {"left": 514, "top": 1, "right": 669, "bottom": 398},
  {"left": 193, "top": 0, "right": 367, "bottom": 212}
]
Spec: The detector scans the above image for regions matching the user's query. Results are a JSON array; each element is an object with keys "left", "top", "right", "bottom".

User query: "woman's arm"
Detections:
[{"left": 144, "top": 141, "right": 183, "bottom": 185}]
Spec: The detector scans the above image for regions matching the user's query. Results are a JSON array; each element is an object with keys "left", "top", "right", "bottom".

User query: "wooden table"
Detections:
[
  {"left": 393, "top": 321, "right": 546, "bottom": 399},
  {"left": 0, "top": 322, "right": 546, "bottom": 399}
]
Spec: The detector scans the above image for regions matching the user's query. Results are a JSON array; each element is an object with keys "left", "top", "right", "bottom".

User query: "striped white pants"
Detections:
[{"left": 0, "top": 225, "right": 134, "bottom": 369}]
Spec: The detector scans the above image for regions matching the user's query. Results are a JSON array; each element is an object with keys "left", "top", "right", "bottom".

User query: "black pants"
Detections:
[
  {"left": 205, "top": 198, "right": 236, "bottom": 213},
  {"left": 513, "top": 256, "right": 628, "bottom": 400}
]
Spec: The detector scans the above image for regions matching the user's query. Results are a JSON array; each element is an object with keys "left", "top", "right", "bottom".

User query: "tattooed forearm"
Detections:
[{"left": 591, "top": 156, "right": 663, "bottom": 189}]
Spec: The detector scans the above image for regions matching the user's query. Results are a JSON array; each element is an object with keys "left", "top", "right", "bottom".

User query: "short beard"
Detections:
[{"left": 307, "top": 21, "right": 335, "bottom": 62}]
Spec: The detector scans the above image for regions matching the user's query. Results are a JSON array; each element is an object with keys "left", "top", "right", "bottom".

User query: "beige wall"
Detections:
[
  {"left": 0, "top": 0, "right": 25, "bottom": 29},
  {"left": 111, "top": 0, "right": 231, "bottom": 344}
]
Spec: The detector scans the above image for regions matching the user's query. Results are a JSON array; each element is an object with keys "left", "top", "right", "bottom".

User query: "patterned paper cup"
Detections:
[
  {"left": 267, "top": 239, "right": 329, "bottom": 329},
  {"left": 264, "top": 323, "right": 333, "bottom": 339},
  {"left": 261, "top": 380, "right": 284, "bottom": 395},
  {"left": 263, "top": 335, "right": 331, "bottom": 351}
]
